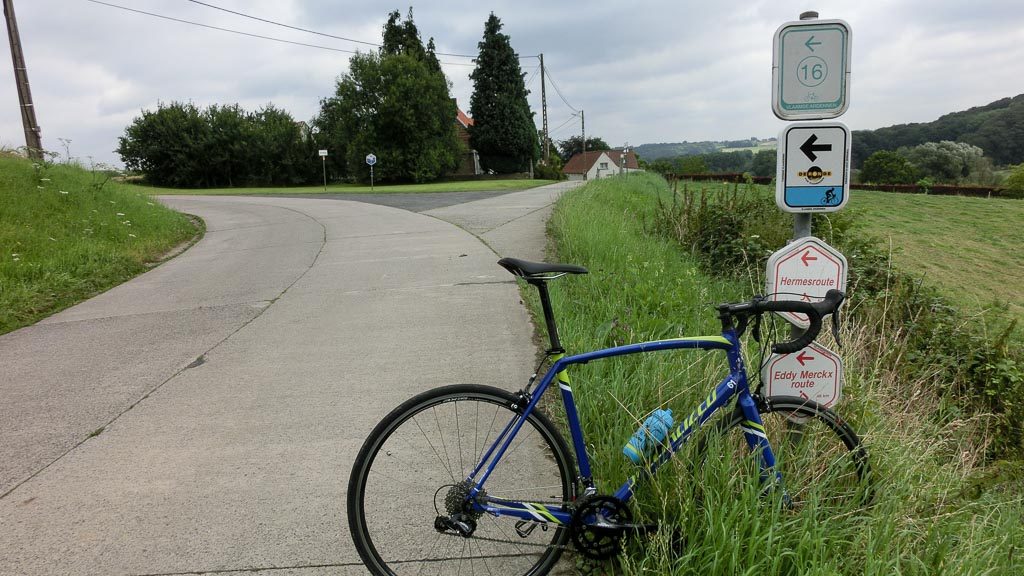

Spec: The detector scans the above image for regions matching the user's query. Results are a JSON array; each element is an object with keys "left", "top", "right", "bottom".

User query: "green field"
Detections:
[
  {"left": 848, "top": 190, "right": 1024, "bottom": 317},
  {"left": 127, "top": 178, "right": 554, "bottom": 196}
]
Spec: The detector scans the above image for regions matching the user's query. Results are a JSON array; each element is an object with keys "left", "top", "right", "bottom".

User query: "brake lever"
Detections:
[{"left": 752, "top": 313, "right": 762, "bottom": 343}]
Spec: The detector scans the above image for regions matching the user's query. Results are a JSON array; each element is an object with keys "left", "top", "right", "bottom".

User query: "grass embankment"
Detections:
[
  {"left": 531, "top": 174, "right": 1022, "bottom": 574},
  {"left": 0, "top": 156, "right": 197, "bottom": 334},
  {"left": 129, "top": 178, "right": 554, "bottom": 196},
  {"left": 850, "top": 191, "right": 1024, "bottom": 318}
]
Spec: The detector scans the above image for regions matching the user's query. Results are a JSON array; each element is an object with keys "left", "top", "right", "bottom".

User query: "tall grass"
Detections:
[
  {"left": 529, "top": 173, "right": 1023, "bottom": 574},
  {"left": 0, "top": 155, "right": 197, "bottom": 333}
]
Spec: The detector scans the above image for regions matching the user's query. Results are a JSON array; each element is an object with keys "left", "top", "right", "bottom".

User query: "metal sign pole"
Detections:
[
  {"left": 322, "top": 157, "right": 327, "bottom": 192},
  {"left": 371, "top": 165, "right": 374, "bottom": 192}
]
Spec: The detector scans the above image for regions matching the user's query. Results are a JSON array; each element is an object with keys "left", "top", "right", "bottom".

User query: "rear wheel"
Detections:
[{"left": 347, "top": 384, "right": 576, "bottom": 576}]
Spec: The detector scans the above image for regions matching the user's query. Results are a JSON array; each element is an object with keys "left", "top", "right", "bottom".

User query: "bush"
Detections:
[{"left": 860, "top": 150, "right": 918, "bottom": 184}]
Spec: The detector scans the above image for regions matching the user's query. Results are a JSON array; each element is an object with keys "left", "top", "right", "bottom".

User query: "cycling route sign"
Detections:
[
  {"left": 776, "top": 121, "right": 851, "bottom": 213},
  {"left": 772, "top": 19, "right": 851, "bottom": 120},
  {"left": 765, "top": 236, "right": 847, "bottom": 329},
  {"left": 762, "top": 342, "right": 844, "bottom": 408}
]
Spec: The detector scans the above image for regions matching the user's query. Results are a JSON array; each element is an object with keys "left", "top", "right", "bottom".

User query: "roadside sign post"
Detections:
[
  {"left": 776, "top": 122, "right": 851, "bottom": 212},
  {"left": 772, "top": 17, "right": 851, "bottom": 121},
  {"left": 366, "top": 153, "right": 377, "bottom": 192},
  {"left": 762, "top": 342, "right": 845, "bottom": 409},
  {"left": 765, "top": 236, "right": 848, "bottom": 328},
  {"left": 319, "top": 149, "right": 328, "bottom": 192},
  {"left": 768, "top": 11, "right": 852, "bottom": 406}
]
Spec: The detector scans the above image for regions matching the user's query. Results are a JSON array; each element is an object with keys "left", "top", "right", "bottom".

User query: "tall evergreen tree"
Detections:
[{"left": 469, "top": 13, "right": 537, "bottom": 173}]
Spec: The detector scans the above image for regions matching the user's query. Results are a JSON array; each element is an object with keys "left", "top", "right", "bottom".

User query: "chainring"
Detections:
[{"left": 569, "top": 495, "right": 633, "bottom": 560}]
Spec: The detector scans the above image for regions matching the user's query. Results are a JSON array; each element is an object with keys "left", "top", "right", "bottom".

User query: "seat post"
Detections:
[{"left": 528, "top": 279, "right": 563, "bottom": 353}]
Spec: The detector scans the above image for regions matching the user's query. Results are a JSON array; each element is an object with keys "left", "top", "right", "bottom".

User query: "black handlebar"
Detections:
[{"left": 719, "top": 289, "right": 845, "bottom": 354}]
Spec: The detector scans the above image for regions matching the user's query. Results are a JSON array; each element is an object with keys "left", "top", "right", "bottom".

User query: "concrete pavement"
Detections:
[{"left": 0, "top": 182, "right": 573, "bottom": 575}]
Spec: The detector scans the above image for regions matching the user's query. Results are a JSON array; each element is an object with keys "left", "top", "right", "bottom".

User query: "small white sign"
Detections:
[
  {"left": 776, "top": 121, "right": 851, "bottom": 213},
  {"left": 765, "top": 236, "right": 847, "bottom": 328},
  {"left": 762, "top": 342, "right": 844, "bottom": 408},
  {"left": 772, "top": 19, "right": 851, "bottom": 120},
  {"left": 365, "top": 153, "right": 377, "bottom": 166},
  {"left": 318, "top": 149, "right": 328, "bottom": 157}
]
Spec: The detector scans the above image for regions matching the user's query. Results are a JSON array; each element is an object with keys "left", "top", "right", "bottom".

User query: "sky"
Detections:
[{"left": 2, "top": 0, "right": 1024, "bottom": 167}]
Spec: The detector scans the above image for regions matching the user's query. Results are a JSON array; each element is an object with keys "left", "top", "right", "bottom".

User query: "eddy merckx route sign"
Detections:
[
  {"left": 772, "top": 19, "right": 851, "bottom": 120},
  {"left": 776, "top": 121, "right": 851, "bottom": 213},
  {"left": 762, "top": 342, "right": 844, "bottom": 409},
  {"left": 765, "top": 236, "right": 848, "bottom": 329}
]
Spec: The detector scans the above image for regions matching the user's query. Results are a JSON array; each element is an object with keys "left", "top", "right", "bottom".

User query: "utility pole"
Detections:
[
  {"left": 4, "top": 0, "right": 42, "bottom": 159},
  {"left": 539, "top": 53, "right": 549, "bottom": 163},
  {"left": 580, "top": 109, "right": 586, "bottom": 180}
]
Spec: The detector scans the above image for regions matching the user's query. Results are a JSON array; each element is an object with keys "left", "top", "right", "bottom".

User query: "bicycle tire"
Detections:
[
  {"left": 702, "top": 396, "right": 870, "bottom": 512},
  {"left": 347, "top": 384, "right": 576, "bottom": 576}
]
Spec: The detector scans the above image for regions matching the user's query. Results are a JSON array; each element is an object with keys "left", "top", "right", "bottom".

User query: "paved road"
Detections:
[{"left": 0, "top": 182, "right": 577, "bottom": 575}]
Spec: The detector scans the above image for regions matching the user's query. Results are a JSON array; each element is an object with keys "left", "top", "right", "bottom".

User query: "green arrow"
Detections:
[{"left": 805, "top": 35, "right": 822, "bottom": 51}]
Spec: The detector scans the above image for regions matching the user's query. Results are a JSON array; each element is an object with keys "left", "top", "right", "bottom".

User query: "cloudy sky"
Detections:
[{"left": 2, "top": 0, "right": 1023, "bottom": 167}]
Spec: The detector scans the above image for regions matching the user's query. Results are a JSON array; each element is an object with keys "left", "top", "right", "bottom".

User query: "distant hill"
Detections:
[
  {"left": 852, "top": 94, "right": 1024, "bottom": 168},
  {"left": 634, "top": 138, "right": 773, "bottom": 161}
]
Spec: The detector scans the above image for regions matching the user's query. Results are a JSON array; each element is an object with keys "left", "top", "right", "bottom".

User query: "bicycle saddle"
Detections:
[{"left": 497, "top": 257, "right": 588, "bottom": 279}]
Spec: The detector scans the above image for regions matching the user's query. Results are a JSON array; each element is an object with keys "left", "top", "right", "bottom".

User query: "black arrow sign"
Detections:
[{"left": 800, "top": 134, "right": 832, "bottom": 162}]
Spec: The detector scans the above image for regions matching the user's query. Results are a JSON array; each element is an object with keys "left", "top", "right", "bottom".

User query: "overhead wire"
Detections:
[
  {"left": 183, "top": 0, "right": 540, "bottom": 61},
  {"left": 85, "top": 0, "right": 479, "bottom": 66},
  {"left": 544, "top": 66, "right": 579, "bottom": 113}
]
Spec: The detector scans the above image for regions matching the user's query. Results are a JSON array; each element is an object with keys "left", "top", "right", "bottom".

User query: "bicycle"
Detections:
[{"left": 347, "top": 257, "right": 870, "bottom": 575}]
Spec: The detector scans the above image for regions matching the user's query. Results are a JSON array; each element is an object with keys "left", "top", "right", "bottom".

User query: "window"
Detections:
[{"left": 599, "top": 162, "right": 608, "bottom": 169}]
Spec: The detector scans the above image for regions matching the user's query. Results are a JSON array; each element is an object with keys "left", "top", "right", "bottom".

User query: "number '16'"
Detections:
[{"left": 801, "top": 63, "right": 823, "bottom": 81}]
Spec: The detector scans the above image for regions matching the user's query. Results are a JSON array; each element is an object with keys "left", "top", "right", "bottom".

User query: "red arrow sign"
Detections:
[
  {"left": 799, "top": 391, "right": 809, "bottom": 399},
  {"left": 796, "top": 351, "right": 815, "bottom": 366},
  {"left": 801, "top": 250, "right": 818, "bottom": 266}
]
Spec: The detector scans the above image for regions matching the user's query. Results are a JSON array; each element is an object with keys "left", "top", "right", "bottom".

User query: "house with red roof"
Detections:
[
  {"left": 454, "top": 101, "right": 481, "bottom": 176},
  {"left": 563, "top": 149, "right": 640, "bottom": 180}
]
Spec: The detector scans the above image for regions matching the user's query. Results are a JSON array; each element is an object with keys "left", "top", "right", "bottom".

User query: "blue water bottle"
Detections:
[{"left": 623, "top": 409, "right": 674, "bottom": 464}]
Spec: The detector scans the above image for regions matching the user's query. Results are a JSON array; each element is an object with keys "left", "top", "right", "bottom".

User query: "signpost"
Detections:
[
  {"left": 319, "top": 149, "right": 328, "bottom": 192},
  {"left": 762, "top": 342, "right": 844, "bottom": 408},
  {"left": 765, "top": 236, "right": 847, "bottom": 328},
  {"left": 776, "top": 121, "right": 851, "bottom": 212},
  {"left": 772, "top": 18, "right": 851, "bottom": 120},
  {"left": 366, "top": 153, "right": 377, "bottom": 191}
]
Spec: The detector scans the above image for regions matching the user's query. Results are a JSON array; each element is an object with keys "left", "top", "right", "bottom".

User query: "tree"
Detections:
[
  {"left": 469, "top": 13, "right": 537, "bottom": 173},
  {"left": 316, "top": 10, "right": 461, "bottom": 183},
  {"left": 751, "top": 149, "right": 776, "bottom": 177},
  {"left": 557, "top": 135, "right": 610, "bottom": 161},
  {"left": 859, "top": 150, "right": 918, "bottom": 184},
  {"left": 1004, "top": 163, "right": 1024, "bottom": 196},
  {"left": 677, "top": 155, "right": 708, "bottom": 174},
  {"left": 900, "top": 141, "right": 991, "bottom": 184}
]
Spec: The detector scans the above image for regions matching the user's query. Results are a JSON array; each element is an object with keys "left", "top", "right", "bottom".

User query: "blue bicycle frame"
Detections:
[{"left": 464, "top": 326, "right": 781, "bottom": 526}]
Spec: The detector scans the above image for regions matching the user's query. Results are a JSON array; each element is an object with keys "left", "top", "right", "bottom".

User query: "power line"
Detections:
[
  {"left": 84, "top": 0, "right": 477, "bottom": 66},
  {"left": 186, "top": 0, "right": 480, "bottom": 58},
  {"left": 548, "top": 114, "right": 579, "bottom": 138},
  {"left": 544, "top": 66, "right": 578, "bottom": 113},
  {"left": 184, "top": 1, "right": 541, "bottom": 62},
  {"left": 87, "top": 0, "right": 359, "bottom": 54}
]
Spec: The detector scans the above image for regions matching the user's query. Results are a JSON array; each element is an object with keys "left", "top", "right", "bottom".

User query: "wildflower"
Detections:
[
  {"left": 49, "top": 237, "right": 57, "bottom": 242},
  {"left": 60, "top": 190, "right": 69, "bottom": 195},
  {"left": 128, "top": 233, "right": 137, "bottom": 238},
  {"left": 36, "top": 186, "right": 44, "bottom": 190},
  {"left": 40, "top": 178, "right": 51, "bottom": 181},
  {"left": 116, "top": 212, "right": 125, "bottom": 216}
]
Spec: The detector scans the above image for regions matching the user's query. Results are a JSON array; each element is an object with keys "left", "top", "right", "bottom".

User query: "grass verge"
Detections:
[
  {"left": 0, "top": 155, "right": 198, "bottom": 334},
  {"left": 126, "top": 178, "right": 555, "bottom": 196},
  {"left": 528, "top": 173, "right": 1023, "bottom": 574}
]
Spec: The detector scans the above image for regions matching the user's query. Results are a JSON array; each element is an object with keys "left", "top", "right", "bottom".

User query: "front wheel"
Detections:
[
  {"left": 347, "top": 384, "right": 576, "bottom": 576},
  {"left": 707, "top": 396, "right": 871, "bottom": 512}
]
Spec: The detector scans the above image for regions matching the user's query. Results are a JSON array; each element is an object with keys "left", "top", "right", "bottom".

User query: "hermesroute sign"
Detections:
[{"left": 765, "top": 236, "right": 847, "bottom": 328}]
